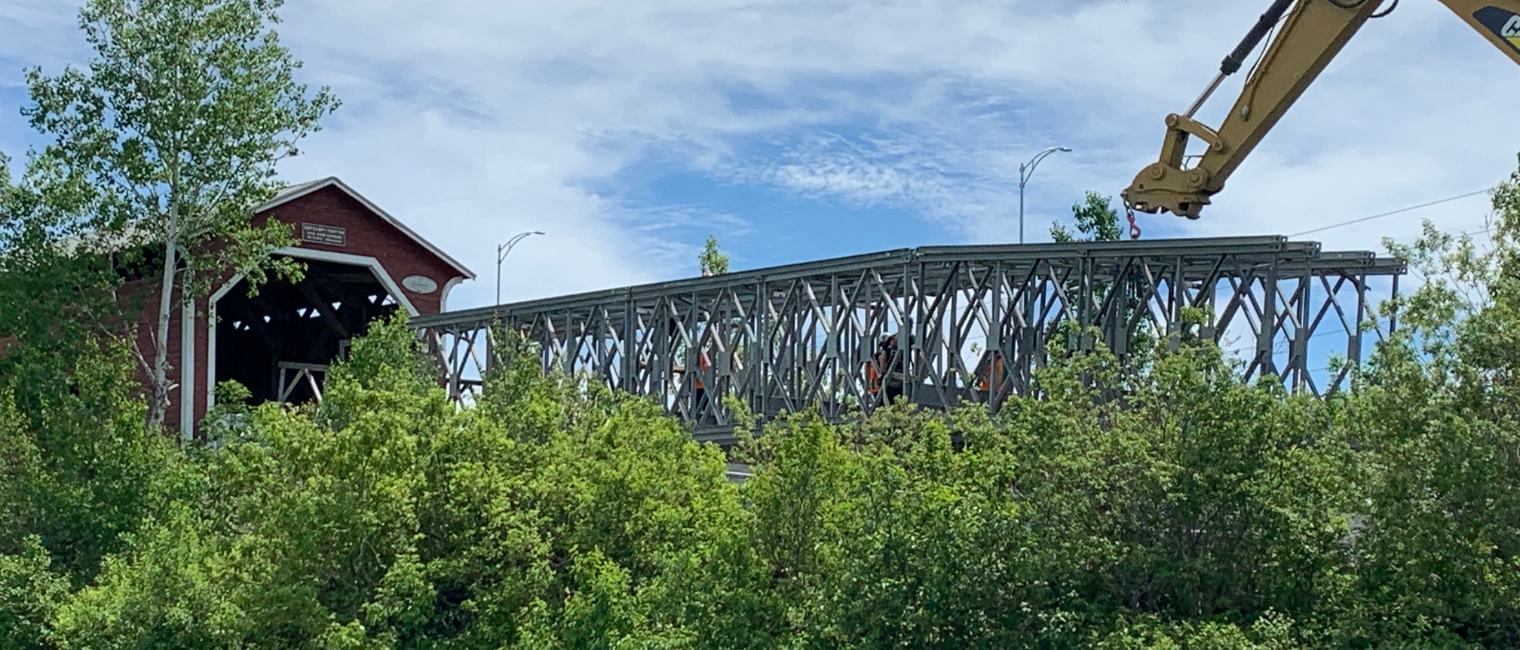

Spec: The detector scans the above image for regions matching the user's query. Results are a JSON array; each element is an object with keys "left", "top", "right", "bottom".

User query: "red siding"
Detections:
[
  {"left": 124, "top": 183, "right": 467, "bottom": 436},
  {"left": 253, "top": 186, "right": 462, "bottom": 314}
]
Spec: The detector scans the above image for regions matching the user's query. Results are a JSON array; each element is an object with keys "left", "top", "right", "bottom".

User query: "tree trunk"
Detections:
[{"left": 148, "top": 236, "right": 178, "bottom": 431}]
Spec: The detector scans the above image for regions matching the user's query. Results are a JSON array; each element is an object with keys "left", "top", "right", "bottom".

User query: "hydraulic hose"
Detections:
[
  {"left": 1221, "top": 0, "right": 1297, "bottom": 75},
  {"left": 1189, "top": 0, "right": 1295, "bottom": 117}
]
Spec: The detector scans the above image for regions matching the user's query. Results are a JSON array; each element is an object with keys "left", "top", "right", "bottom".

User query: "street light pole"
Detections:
[
  {"left": 1018, "top": 146, "right": 1072, "bottom": 244},
  {"left": 496, "top": 231, "right": 545, "bottom": 305}
]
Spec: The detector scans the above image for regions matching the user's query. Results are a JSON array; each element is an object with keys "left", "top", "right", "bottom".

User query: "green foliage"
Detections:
[
  {"left": 1052, "top": 191, "right": 1123, "bottom": 243},
  {"left": 1045, "top": 191, "right": 1157, "bottom": 376},
  {"left": 52, "top": 503, "right": 264, "bottom": 649},
  {"left": 1094, "top": 612, "right": 1303, "bottom": 650},
  {"left": 17, "top": 0, "right": 338, "bottom": 427},
  {"left": 0, "top": 151, "right": 124, "bottom": 360},
  {"left": 699, "top": 236, "right": 729, "bottom": 276},
  {"left": 0, "top": 537, "right": 69, "bottom": 650},
  {"left": 15, "top": 315, "right": 765, "bottom": 649},
  {"left": 0, "top": 335, "right": 188, "bottom": 650},
  {"left": 728, "top": 341, "right": 1359, "bottom": 649},
  {"left": 0, "top": 340, "right": 185, "bottom": 585},
  {"left": 1344, "top": 161, "right": 1520, "bottom": 648}
]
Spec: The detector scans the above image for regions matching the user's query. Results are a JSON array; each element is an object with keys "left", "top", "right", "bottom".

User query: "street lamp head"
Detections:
[
  {"left": 496, "top": 230, "right": 546, "bottom": 304},
  {"left": 1019, "top": 146, "right": 1074, "bottom": 244},
  {"left": 499, "top": 230, "right": 545, "bottom": 258}
]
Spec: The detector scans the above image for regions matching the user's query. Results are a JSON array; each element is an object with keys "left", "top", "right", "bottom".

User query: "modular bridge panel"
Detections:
[{"left": 412, "top": 236, "right": 1404, "bottom": 442}]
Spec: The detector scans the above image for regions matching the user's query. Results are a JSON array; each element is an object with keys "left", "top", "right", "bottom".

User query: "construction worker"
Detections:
[
  {"left": 871, "top": 334, "right": 906, "bottom": 405},
  {"left": 692, "top": 335, "right": 724, "bottom": 423},
  {"left": 693, "top": 345, "right": 709, "bottom": 415},
  {"left": 975, "top": 349, "right": 1004, "bottom": 395}
]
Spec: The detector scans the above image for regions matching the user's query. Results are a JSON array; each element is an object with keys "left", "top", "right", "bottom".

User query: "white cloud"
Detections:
[
  {"left": 0, "top": 0, "right": 78, "bottom": 68},
  {"left": 2, "top": 0, "right": 1518, "bottom": 311}
]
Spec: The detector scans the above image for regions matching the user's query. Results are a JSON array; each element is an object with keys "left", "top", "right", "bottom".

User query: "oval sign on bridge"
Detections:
[{"left": 402, "top": 275, "right": 439, "bottom": 294}]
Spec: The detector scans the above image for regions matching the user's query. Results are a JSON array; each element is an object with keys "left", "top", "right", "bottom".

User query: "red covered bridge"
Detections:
[{"left": 153, "top": 177, "right": 473, "bottom": 436}]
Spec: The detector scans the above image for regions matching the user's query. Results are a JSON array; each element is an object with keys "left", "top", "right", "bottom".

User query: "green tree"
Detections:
[
  {"left": 1045, "top": 192, "right": 1155, "bottom": 375},
  {"left": 0, "top": 340, "right": 186, "bottom": 585},
  {"left": 2, "top": 150, "right": 194, "bottom": 597},
  {"left": 1335, "top": 159, "right": 1520, "bottom": 646},
  {"left": 21, "top": 0, "right": 338, "bottom": 429},
  {"left": 0, "top": 537, "right": 70, "bottom": 650},
  {"left": 700, "top": 235, "right": 729, "bottom": 276},
  {"left": 1051, "top": 191, "right": 1122, "bottom": 243},
  {"left": 49, "top": 316, "right": 767, "bottom": 649},
  {"left": 0, "top": 152, "right": 123, "bottom": 361},
  {"left": 739, "top": 337, "right": 1356, "bottom": 649}
]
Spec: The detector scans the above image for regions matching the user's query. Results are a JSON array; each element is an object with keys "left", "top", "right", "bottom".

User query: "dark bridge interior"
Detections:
[{"left": 215, "top": 259, "right": 399, "bottom": 405}]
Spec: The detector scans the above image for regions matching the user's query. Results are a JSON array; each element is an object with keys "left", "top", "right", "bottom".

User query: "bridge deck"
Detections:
[{"left": 413, "top": 236, "right": 1403, "bottom": 444}]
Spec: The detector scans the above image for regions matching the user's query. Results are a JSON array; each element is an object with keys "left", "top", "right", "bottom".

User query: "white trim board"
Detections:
[
  {"left": 271, "top": 247, "right": 420, "bottom": 316},
  {"left": 206, "top": 252, "right": 420, "bottom": 412},
  {"left": 180, "top": 298, "right": 196, "bottom": 440},
  {"left": 440, "top": 276, "right": 465, "bottom": 313},
  {"left": 205, "top": 275, "right": 244, "bottom": 414}
]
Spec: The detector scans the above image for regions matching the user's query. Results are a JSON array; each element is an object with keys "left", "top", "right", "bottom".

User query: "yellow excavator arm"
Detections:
[{"left": 1122, "top": 0, "right": 1520, "bottom": 220}]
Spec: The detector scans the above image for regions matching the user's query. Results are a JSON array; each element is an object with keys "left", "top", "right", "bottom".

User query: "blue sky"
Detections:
[{"left": 3, "top": 0, "right": 1519, "bottom": 313}]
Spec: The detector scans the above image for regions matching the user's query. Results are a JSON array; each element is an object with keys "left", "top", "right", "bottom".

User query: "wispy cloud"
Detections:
[{"left": 742, "top": 133, "right": 939, "bottom": 205}]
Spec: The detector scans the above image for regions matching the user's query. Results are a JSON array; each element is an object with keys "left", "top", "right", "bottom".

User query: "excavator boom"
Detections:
[{"left": 1122, "top": 0, "right": 1520, "bottom": 221}]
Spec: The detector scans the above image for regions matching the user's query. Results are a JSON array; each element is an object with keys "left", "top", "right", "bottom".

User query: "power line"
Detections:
[
  {"left": 1218, "top": 215, "right": 1506, "bottom": 362},
  {"left": 1290, "top": 188, "right": 1493, "bottom": 238}
]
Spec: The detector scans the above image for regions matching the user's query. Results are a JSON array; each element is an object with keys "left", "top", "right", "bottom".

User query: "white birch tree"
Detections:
[{"left": 21, "top": 0, "right": 338, "bottom": 429}]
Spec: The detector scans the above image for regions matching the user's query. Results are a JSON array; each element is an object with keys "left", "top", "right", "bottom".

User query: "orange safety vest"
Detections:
[
  {"left": 694, "top": 353, "right": 709, "bottom": 390},
  {"left": 976, "top": 354, "right": 1004, "bottom": 392}
]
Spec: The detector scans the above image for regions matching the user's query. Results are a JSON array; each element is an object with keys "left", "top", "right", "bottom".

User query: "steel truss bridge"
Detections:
[{"left": 412, "top": 236, "right": 1403, "bottom": 443}]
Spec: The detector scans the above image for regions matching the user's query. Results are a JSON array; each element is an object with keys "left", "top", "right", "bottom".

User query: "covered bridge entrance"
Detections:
[{"left": 169, "top": 177, "right": 473, "bottom": 437}]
